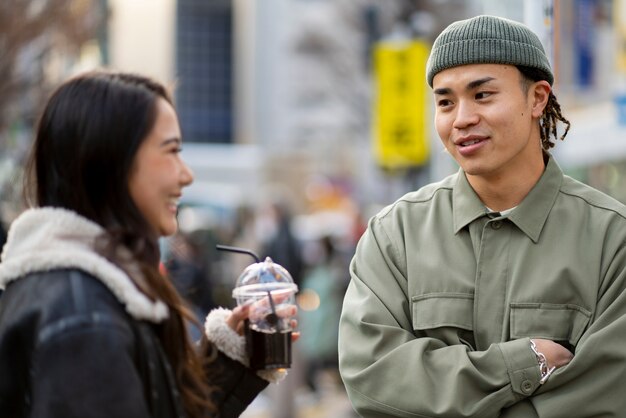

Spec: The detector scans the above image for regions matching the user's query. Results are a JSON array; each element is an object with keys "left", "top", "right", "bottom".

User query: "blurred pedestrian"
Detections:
[
  {"left": 258, "top": 201, "right": 303, "bottom": 287},
  {"left": 340, "top": 15, "right": 626, "bottom": 417},
  {"left": 0, "top": 219, "right": 5, "bottom": 299},
  {"left": 0, "top": 70, "right": 295, "bottom": 418},
  {"left": 299, "top": 235, "right": 346, "bottom": 394},
  {"left": 165, "top": 231, "right": 216, "bottom": 341},
  {"left": 227, "top": 204, "right": 262, "bottom": 284}
]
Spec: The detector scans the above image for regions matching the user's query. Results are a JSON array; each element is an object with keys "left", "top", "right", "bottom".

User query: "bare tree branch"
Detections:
[{"left": 0, "top": 0, "right": 102, "bottom": 148}]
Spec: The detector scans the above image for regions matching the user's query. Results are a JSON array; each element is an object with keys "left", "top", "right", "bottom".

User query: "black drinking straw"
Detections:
[
  {"left": 216, "top": 244, "right": 280, "bottom": 330},
  {"left": 216, "top": 245, "right": 260, "bottom": 263}
]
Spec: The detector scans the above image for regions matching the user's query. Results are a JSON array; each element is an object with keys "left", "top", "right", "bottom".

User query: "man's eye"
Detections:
[
  {"left": 437, "top": 99, "right": 452, "bottom": 107},
  {"left": 475, "top": 92, "right": 492, "bottom": 100}
]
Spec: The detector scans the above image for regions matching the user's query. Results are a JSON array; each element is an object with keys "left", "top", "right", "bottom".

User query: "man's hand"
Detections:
[{"left": 531, "top": 338, "right": 574, "bottom": 369}]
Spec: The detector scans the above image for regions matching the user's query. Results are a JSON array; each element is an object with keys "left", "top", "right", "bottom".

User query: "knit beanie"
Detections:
[{"left": 426, "top": 15, "right": 553, "bottom": 87}]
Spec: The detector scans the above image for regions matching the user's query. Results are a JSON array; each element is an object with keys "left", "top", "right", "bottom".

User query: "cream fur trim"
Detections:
[
  {"left": 204, "top": 308, "right": 287, "bottom": 383},
  {"left": 0, "top": 208, "right": 168, "bottom": 323},
  {"left": 257, "top": 367, "right": 288, "bottom": 384},
  {"left": 205, "top": 308, "right": 248, "bottom": 365}
]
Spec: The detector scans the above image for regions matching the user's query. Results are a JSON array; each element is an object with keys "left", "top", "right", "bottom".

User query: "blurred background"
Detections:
[{"left": 1, "top": 0, "right": 626, "bottom": 417}]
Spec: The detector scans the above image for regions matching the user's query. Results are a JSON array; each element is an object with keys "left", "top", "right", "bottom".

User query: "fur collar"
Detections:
[{"left": 0, "top": 207, "right": 168, "bottom": 323}]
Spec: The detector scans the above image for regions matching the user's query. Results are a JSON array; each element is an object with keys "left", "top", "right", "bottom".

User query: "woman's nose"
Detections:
[{"left": 180, "top": 160, "right": 194, "bottom": 186}]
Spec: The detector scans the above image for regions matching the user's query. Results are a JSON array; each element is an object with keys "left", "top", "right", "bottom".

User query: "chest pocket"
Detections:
[
  {"left": 509, "top": 303, "right": 591, "bottom": 348},
  {"left": 411, "top": 293, "right": 475, "bottom": 347}
]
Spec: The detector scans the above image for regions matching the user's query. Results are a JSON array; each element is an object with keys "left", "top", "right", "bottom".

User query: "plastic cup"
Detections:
[{"left": 232, "top": 257, "right": 298, "bottom": 369}]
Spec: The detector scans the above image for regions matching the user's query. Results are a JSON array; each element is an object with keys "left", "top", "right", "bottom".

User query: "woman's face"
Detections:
[{"left": 128, "top": 98, "right": 194, "bottom": 236}]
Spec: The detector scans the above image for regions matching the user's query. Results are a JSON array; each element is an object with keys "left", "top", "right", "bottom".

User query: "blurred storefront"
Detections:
[
  {"left": 4, "top": 0, "right": 626, "bottom": 219},
  {"left": 479, "top": 0, "right": 626, "bottom": 200},
  {"left": 4, "top": 1, "right": 626, "bottom": 417}
]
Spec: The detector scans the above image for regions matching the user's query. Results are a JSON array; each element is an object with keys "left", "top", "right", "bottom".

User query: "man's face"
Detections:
[{"left": 433, "top": 63, "right": 545, "bottom": 183}]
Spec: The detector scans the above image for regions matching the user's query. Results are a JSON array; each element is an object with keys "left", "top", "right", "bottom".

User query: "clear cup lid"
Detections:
[{"left": 232, "top": 257, "right": 298, "bottom": 299}]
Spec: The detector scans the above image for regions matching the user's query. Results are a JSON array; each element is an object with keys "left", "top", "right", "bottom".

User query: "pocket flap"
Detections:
[
  {"left": 510, "top": 303, "right": 591, "bottom": 346},
  {"left": 411, "top": 293, "right": 474, "bottom": 331}
]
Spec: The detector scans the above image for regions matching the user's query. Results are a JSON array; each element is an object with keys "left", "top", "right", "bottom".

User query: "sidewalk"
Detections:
[{"left": 241, "top": 370, "right": 357, "bottom": 418}]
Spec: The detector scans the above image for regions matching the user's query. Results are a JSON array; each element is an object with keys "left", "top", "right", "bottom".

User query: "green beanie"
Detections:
[{"left": 426, "top": 15, "right": 553, "bottom": 87}]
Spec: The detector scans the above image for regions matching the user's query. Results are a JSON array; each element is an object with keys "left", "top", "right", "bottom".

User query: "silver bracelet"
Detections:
[{"left": 530, "top": 339, "right": 556, "bottom": 385}]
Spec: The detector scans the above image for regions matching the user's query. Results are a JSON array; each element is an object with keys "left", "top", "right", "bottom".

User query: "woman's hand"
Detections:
[
  {"left": 226, "top": 304, "right": 250, "bottom": 335},
  {"left": 226, "top": 303, "right": 300, "bottom": 341}
]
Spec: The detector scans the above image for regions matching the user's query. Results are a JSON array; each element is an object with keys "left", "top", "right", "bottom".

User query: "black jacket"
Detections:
[{"left": 0, "top": 269, "right": 267, "bottom": 418}]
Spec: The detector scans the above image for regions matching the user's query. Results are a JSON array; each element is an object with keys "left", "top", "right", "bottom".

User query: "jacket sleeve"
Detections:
[
  {"left": 202, "top": 308, "right": 270, "bottom": 418},
  {"left": 500, "top": 400, "right": 539, "bottom": 417},
  {"left": 527, "top": 244, "right": 626, "bottom": 416},
  {"left": 30, "top": 315, "right": 152, "bottom": 418},
  {"left": 338, "top": 217, "right": 541, "bottom": 418},
  {"left": 205, "top": 350, "right": 268, "bottom": 418}
]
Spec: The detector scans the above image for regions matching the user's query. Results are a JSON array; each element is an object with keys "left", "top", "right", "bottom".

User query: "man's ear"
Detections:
[{"left": 531, "top": 80, "right": 551, "bottom": 118}]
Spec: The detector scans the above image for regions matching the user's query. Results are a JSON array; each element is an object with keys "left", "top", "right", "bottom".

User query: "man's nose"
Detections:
[{"left": 452, "top": 101, "right": 479, "bottom": 130}]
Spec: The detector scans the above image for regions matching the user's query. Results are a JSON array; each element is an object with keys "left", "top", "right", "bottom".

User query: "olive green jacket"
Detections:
[{"left": 339, "top": 157, "right": 626, "bottom": 417}]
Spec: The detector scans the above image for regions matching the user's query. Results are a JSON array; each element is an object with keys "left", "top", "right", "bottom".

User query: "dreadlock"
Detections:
[{"left": 517, "top": 66, "right": 571, "bottom": 150}]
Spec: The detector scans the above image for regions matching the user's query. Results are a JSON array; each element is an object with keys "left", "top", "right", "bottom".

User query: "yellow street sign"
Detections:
[
  {"left": 616, "top": 0, "right": 626, "bottom": 72},
  {"left": 372, "top": 40, "right": 430, "bottom": 169}
]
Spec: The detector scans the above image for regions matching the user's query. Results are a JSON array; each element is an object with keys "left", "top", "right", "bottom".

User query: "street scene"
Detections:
[{"left": 2, "top": 0, "right": 626, "bottom": 417}]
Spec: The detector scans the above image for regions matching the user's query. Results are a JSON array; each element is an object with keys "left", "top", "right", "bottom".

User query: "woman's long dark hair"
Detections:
[{"left": 24, "top": 70, "right": 214, "bottom": 417}]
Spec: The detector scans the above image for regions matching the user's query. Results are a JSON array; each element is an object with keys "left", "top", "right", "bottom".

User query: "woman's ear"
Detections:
[{"left": 531, "top": 80, "right": 551, "bottom": 118}]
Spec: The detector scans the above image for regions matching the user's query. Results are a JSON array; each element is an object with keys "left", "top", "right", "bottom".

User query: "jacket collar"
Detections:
[
  {"left": 0, "top": 207, "right": 168, "bottom": 323},
  {"left": 453, "top": 155, "right": 563, "bottom": 243}
]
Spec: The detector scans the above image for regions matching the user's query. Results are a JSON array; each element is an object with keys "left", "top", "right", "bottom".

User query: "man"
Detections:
[{"left": 339, "top": 15, "right": 626, "bottom": 417}]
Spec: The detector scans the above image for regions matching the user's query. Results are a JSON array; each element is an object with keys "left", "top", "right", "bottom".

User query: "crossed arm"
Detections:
[{"left": 338, "top": 221, "right": 626, "bottom": 418}]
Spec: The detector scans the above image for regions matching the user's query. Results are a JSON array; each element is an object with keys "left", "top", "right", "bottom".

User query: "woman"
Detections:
[{"left": 0, "top": 70, "right": 291, "bottom": 417}]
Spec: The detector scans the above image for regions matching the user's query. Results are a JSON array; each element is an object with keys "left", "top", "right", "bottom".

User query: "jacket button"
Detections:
[
  {"left": 491, "top": 221, "right": 502, "bottom": 230},
  {"left": 521, "top": 380, "right": 534, "bottom": 394}
]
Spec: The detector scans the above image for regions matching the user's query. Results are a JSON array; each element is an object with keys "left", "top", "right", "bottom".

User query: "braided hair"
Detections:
[{"left": 517, "top": 66, "right": 571, "bottom": 150}]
